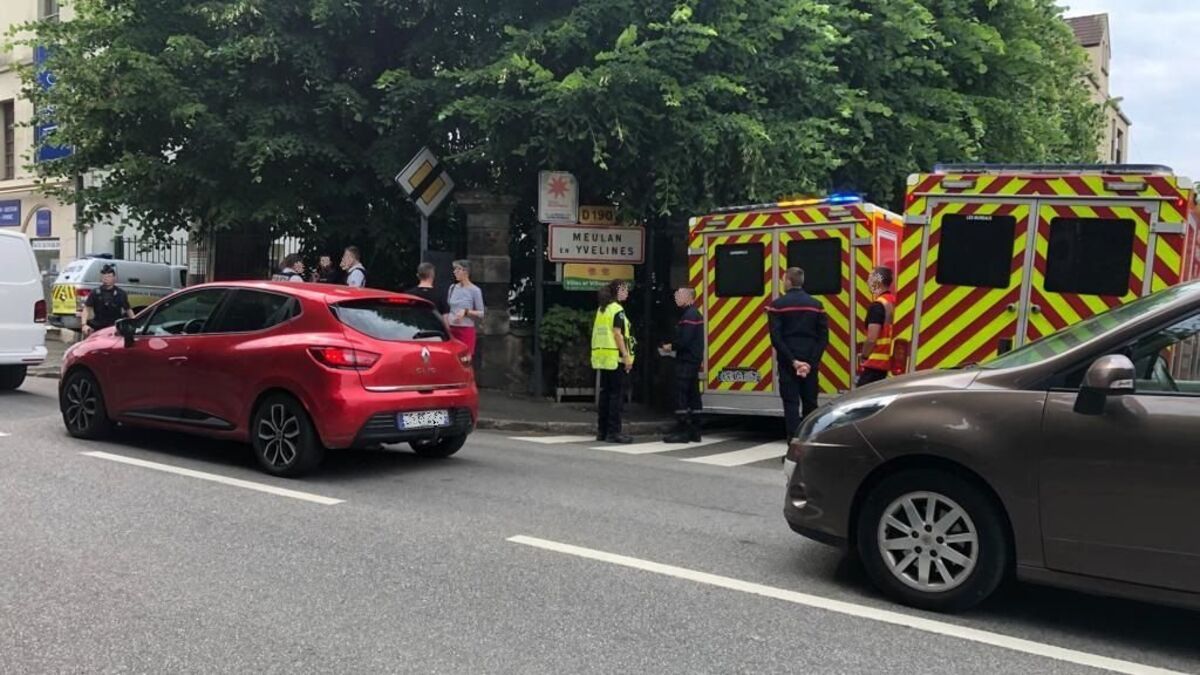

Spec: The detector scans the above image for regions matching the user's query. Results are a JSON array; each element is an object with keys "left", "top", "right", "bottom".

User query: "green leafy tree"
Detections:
[{"left": 20, "top": 0, "right": 1099, "bottom": 291}]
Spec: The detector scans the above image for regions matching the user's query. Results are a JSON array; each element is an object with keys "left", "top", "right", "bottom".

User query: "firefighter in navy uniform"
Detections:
[
  {"left": 769, "top": 266, "right": 829, "bottom": 438},
  {"left": 82, "top": 264, "right": 135, "bottom": 337},
  {"left": 660, "top": 287, "right": 705, "bottom": 443}
]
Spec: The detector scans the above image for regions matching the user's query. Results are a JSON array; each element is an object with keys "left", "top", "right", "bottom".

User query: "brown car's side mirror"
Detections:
[{"left": 1074, "top": 354, "right": 1136, "bottom": 416}]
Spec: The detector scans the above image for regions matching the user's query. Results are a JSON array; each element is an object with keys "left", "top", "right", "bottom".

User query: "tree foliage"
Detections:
[{"left": 20, "top": 0, "right": 1100, "bottom": 287}]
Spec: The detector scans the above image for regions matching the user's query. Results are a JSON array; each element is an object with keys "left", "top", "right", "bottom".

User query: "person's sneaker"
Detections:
[
  {"left": 663, "top": 431, "right": 690, "bottom": 443},
  {"left": 605, "top": 434, "right": 634, "bottom": 444},
  {"left": 595, "top": 433, "right": 605, "bottom": 442}
]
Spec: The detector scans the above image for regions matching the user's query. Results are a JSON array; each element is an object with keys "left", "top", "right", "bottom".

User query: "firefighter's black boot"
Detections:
[
  {"left": 663, "top": 414, "right": 690, "bottom": 443},
  {"left": 687, "top": 412, "right": 702, "bottom": 443}
]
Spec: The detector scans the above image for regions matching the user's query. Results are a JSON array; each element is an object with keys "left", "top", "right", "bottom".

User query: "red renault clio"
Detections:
[{"left": 59, "top": 282, "right": 478, "bottom": 476}]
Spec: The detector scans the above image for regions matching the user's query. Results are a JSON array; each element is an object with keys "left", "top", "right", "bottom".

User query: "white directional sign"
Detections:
[
  {"left": 538, "top": 171, "right": 579, "bottom": 224},
  {"left": 548, "top": 224, "right": 645, "bottom": 264}
]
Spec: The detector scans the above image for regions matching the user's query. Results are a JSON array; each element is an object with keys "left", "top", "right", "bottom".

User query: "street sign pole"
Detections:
[
  {"left": 420, "top": 213, "right": 429, "bottom": 259},
  {"left": 533, "top": 222, "right": 545, "bottom": 399}
]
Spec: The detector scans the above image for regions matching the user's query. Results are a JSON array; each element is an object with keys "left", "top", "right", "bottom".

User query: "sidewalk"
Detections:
[
  {"left": 28, "top": 334, "right": 675, "bottom": 435},
  {"left": 476, "top": 390, "right": 675, "bottom": 435}
]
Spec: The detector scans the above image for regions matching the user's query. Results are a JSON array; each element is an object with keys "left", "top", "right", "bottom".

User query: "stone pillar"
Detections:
[{"left": 457, "top": 192, "right": 529, "bottom": 392}]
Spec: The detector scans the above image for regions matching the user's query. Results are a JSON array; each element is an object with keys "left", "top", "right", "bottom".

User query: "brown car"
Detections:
[{"left": 785, "top": 281, "right": 1200, "bottom": 612}]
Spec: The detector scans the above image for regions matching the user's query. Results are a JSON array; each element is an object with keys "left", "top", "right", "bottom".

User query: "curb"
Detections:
[{"left": 476, "top": 418, "right": 673, "bottom": 435}]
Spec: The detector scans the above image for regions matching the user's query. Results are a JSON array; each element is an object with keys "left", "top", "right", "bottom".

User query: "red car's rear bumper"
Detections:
[{"left": 308, "top": 384, "right": 478, "bottom": 449}]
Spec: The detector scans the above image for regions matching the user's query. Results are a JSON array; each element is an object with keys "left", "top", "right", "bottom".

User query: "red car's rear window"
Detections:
[{"left": 331, "top": 298, "right": 448, "bottom": 342}]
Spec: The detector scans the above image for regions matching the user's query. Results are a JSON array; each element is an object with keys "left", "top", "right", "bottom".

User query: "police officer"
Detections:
[
  {"left": 82, "top": 264, "right": 135, "bottom": 337},
  {"left": 272, "top": 253, "right": 306, "bottom": 282},
  {"left": 769, "top": 267, "right": 829, "bottom": 438},
  {"left": 858, "top": 266, "right": 896, "bottom": 387},
  {"left": 591, "top": 280, "right": 634, "bottom": 444},
  {"left": 660, "top": 287, "right": 704, "bottom": 443}
]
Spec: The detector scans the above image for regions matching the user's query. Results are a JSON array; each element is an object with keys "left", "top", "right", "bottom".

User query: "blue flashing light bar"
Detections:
[{"left": 826, "top": 193, "right": 862, "bottom": 205}]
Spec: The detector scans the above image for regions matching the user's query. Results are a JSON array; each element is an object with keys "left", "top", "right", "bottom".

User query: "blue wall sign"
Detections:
[
  {"left": 0, "top": 201, "right": 21, "bottom": 227},
  {"left": 36, "top": 210, "right": 52, "bottom": 237},
  {"left": 34, "top": 46, "right": 72, "bottom": 163}
]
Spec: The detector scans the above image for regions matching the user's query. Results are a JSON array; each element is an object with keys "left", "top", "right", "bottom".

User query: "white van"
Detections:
[
  {"left": 50, "top": 257, "right": 187, "bottom": 330},
  {"left": 0, "top": 230, "right": 47, "bottom": 390}
]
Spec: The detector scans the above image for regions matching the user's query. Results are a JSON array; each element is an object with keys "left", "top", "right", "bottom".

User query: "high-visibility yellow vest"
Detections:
[{"left": 591, "top": 302, "right": 634, "bottom": 370}]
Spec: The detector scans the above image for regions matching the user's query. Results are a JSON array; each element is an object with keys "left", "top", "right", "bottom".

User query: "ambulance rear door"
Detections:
[
  {"left": 1023, "top": 200, "right": 1157, "bottom": 344},
  {"left": 911, "top": 200, "right": 1034, "bottom": 370},
  {"left": 776, "top": 217, "right": 859, "bottom": 395},
  {"left": 703, "top": 228, "right": 776, "bottom": 401}
]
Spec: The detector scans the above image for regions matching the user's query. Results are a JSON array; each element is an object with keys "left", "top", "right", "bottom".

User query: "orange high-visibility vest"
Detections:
[{"left": 862, "top": 292, "right": 896, "bottom": 372}]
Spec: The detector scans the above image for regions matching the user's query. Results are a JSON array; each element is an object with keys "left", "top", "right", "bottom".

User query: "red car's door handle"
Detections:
[{"left": 169, "top": 356, "right": 189, "bottom": 363}]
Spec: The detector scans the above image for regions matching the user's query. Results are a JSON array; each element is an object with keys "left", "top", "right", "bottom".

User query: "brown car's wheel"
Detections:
[
  {"left": 0, "top": 365, "right": 26, "bottom": 391},
  {"left": 251, "top": 394, "right": 325, "bottom": 477},
  {"left": 856, "top": 469, "right": 1008, "bottom": 613},
  {"left": 61, "top": 370, "right": 112, "bottom": 440},
  {"left": 409, "top": 435, "right": 467, "bottom": 459}
]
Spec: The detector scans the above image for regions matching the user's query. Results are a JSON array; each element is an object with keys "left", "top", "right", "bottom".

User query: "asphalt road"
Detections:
[{"left": 2, "top": 377, "right": 1198, "bottom": 674}]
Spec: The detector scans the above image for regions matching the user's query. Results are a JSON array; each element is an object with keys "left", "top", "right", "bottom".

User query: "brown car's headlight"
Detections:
[{"left": 801, "top": 395, "right": 897, "bottom": 440}]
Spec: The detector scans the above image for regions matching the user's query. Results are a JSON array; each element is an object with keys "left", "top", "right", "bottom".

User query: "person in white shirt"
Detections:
[
  {"left": 342, "top": 246, "right": 367, "bottom": 288},
  {"left": 271, "top": 254, "right": 306, "bottom": 282}
]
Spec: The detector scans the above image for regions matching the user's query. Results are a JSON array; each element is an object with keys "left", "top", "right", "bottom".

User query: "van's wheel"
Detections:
[
  {"left": 251, "top": 394, "right": 324, "bottom": 477},
  {"left": 410, "top": 435, "right": 467, "bottom": 459},
  {"left": 856, "top": 469, "right": 1008, "bottom": 613},
  {"left": 0, "top": 365, "right": 26, "bottom": 391},
  {"left": 61, "top": 370, "right": 112, "bottom": 439}
]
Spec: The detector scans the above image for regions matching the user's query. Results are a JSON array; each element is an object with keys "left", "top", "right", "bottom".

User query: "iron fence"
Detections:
[{"left": 113, "top": 236, "right": 190, "bottom": 267}]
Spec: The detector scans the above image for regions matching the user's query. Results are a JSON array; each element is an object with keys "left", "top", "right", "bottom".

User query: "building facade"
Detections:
[
  {"left": 1067, "top": 13, "right": 1132, "bottom": 164},
  {"left": 0, "top": 0, "right": 187, "bottom": 285}
]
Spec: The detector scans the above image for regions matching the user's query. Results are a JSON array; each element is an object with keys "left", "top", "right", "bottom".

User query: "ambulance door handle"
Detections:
[
  {"left": 1030, "top": 305, "right": 1042, "bottom": 315},
  {"left": 1005, "top": 304, "right": 1017, "bottom": 313}
]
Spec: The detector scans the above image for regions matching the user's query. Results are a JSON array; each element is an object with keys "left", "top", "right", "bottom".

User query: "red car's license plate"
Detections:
[{"left": 397, "top": 410, "right": 450, "bottom": 430}]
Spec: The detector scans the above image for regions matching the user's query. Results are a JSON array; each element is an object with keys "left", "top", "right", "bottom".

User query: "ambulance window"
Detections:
[
  {"left": 936, "top": 214, "right": 1016, "bottom": 289},
  {"left": 715, "top": 243, "right": 765, "bottom": 297},
  {"left": 1045, "top": 217, "right": 1135, "bottom": 296},
  {"left": 786, "top": 239, "right": 842, "bottom": 295}
]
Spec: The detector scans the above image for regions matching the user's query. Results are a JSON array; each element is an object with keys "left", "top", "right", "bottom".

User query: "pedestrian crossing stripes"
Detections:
[
  {"left": 682, "top": 441, "right": 788, "bottom": 467},
  {"left": 507, "top": 433, "right": 787, "bottom": 468}
]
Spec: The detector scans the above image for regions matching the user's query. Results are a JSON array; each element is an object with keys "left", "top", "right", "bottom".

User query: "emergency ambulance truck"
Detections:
[
  {"left": 895, "top": 163, "right": 1200, "bottom": 372},
  {"left": 687, "top": 196, "right": 903, "bottom": 416}
]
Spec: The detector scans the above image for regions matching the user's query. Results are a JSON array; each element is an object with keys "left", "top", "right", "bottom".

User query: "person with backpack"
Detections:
[
  {"left": 271, "top": 254, "right": 306, "bottom": 283},
  {"left": 342, "top": 246, "right": 367, "bottom": 288}
]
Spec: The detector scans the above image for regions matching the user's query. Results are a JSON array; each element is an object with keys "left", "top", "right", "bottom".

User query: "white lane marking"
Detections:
[
  {"left": 82, "top": 451, "right": 344, "bottom": 506},
  {"left": 0, "top": 432, "right": 9, "bottom": 438},
  {"left": 511, "top": 435, "right": 596, "bottom": 445},
  {"left": 589, "top": 436, "right": 732, "bottom": 455},
  {"left": 684, "top": 441, "right": 787, "bottom": 467},
  {"left": 507, "top": 535, "right": 1182, "bottom": 675}
]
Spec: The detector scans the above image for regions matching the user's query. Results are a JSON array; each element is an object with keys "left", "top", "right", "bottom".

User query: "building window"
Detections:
[
  {"left": 2, "top": 101, "right": 14, "bottom": 181},
  {"left": 1116, "top": 127, "right": 1125, "bottom": 164},
  {"left": 40, "top": 0, "right": 60, "bottom": 21}
]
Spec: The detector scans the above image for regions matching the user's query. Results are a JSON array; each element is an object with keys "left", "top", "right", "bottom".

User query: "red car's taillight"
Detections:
[
  {"left": 308, "top": 346, "right": 380, "bottom": 370},
  {"left": 33, "top": 300, "right": 46, "bottom": 323}
]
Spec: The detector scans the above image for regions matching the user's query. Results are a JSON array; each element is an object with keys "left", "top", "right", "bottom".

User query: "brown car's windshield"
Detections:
[{"left": 980, "top": 283, "right": 1200, "bottom": 370}]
